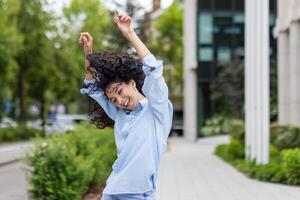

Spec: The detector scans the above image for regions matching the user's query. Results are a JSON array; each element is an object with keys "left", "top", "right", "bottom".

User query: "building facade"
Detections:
[
  {"left": 184, "top": 0, "right": 276, "bottom": 141},
  {"left": 274, "top": 0, "right": 300, "bottom": 127}
]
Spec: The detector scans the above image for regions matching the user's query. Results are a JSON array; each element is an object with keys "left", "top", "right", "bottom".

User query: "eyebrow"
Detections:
[{"left": 109, "top": 84, "right": 121, "bottom": 102}]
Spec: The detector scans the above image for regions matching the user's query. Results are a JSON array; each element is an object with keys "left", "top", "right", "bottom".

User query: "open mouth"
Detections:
[{"left": 124, "top": 98, "right": 130, "bottom": 108}]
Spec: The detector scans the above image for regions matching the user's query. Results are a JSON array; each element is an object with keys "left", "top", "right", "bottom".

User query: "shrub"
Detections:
[
  {"left": 26, "top": 123, "right": 116, "bottom": 200},
  {"left": 216, "top": 141, "right": 289, "bottom": 184},
  {"left": 270, "top": 124, "right": 300, "bottom": 150},
  {"left": 282, "top": 148, "right": 300, "bottom": 185},
  {"left": 223, "top": 119, "right": 244, "bottom": 142},
  {"left": 254, "top": 163, "right": 283, "bottom": 182},
  {"left": 202, "top": 116, "right": 244, "bottom": 141},
  {"left": 214, "top": 139, "right": 244, "bottom": 162},
  {"left": 202, "top": 115, "right": 227, "bottom": 136},
  {"left": 28, "top": 140, "right": 95, "bottom": 200},
  {"left": 0, "top": 125, "right": 43, "bottom": 143}
]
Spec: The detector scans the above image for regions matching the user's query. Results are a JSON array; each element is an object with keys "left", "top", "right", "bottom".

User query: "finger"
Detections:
[
  {"left": 120, "top": 15, "right": 126, "bottom": 21},
  {"left": 82, "top": 36, "right": 87, "bottom": 43},
  {"left": 113, "top": 16, "right": 118, "bottom": 24},
  {"left": 124, "top": 16, "right": 131, "bottom": 22},
  {"left": 81, "top": 33, "right": 92, "bottom": 41},
  {"left": 79, "top": 35, "right": 86, "bottom": 43},
  {"left": 117, "top": 12, "right": 124, "bottom": 20}
]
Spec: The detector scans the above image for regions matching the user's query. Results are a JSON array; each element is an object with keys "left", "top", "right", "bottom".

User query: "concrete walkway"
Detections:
[
  {"left": 0, "top": 142, "right": 32, "bottom": 166},
  {"left": 0, "top": 162, "right": 28, "bottom": 200},
  {"left": 156, "top": 136, "right": 300, "bottom": 200}
]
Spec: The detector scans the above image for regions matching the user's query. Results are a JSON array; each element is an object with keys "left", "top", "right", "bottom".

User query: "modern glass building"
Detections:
[{"left": 195, "top": 0, "right": 277, "bottom": 137}]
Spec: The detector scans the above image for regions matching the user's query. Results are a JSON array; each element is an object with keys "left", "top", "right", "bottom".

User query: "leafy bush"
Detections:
[
  {"left": 215, "top": 139, "right": 244, "bottom": 161},
  {"left": 215, "top": 139, "right": 300, "bottom": 185},
  {"left": 26, "top": 123, "right": 116, "bottom": 200},
  {"left": 0, "top": 125, "right": 43, "bottom": 143},
  {"left": 252, "top": 163, "right": 284, "bottom": 182},
  {"left": 202, "top": 115, "right": 227, "bottom": 136},
  {"left": 282, "top": 148, "right": 300, "bottom": 185},
  {"left": 270, "top": 124, "right": 300, "bottom": 150},
  {"left": 202, "top": 116, "right": 245, "bottom": 144},
  {"left": 223, "top": 119, "right": 244, "bottom": 142}
]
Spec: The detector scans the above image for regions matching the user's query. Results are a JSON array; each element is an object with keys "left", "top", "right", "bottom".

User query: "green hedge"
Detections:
[
  {"left": 0, "top": 125, "right": 43, "bottom": 144},
  {"left": 26, "top": 124, "right": 116, "bottom": 200},
  {"left": 215, "top": 140, "right": 300, "bottom": 186},
  {"left": 201, "top": 116, "right": 244, "bottom": 139},
  {"left": 270, "top": 124, "right": 300, "bottom": 150},
  {"left": 204, "top": 117, "right": 300, "bottom": 150},
  {"left": 215, "top": 139, "right": 244, "bottom": 162},
  {"left": 282, "top": 149, "right": 300, "bottom": 185},
  {"left": 201, "top": 115, "right": 227, "bottom": 136}
]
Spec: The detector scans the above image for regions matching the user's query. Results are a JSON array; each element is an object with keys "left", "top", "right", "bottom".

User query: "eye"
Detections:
[{"left": 118, "top": 89, "right": 122, "bottom": 95}]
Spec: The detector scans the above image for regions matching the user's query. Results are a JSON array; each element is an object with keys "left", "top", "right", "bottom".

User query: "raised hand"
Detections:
[
  {"left": 79, "top": 32, "right": 93, "bottom": 55},
  {"left": 114, "top": 10, "right": 134, "bottom": 37}
]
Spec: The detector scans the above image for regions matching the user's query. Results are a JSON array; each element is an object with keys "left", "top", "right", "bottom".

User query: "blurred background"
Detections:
[
  {"left": 1, "top": 0, "right": 300, "bottom": 200},
  {"left": 0, "top": 0, "right": 182, "bottom": 134}
]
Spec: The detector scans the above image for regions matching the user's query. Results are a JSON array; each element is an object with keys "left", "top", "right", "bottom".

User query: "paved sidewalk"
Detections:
[
  {"left": 0, "top": 142, "right": 33, "bottom": 165},
  {"left": 0, "top": 162, "right": 28, "bottom": 200},
  {"left": 156, "top": 136, "right": 300, "bottom": 200}
]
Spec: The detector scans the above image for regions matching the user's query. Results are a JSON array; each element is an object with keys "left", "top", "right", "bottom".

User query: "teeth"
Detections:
[{"left": 124, "top": 99, "right": 129, "bottom": 107}]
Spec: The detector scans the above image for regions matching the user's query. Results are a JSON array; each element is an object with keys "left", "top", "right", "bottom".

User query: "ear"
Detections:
[{"left": 129, "top": 79, "right": 136, "bottom": 88}]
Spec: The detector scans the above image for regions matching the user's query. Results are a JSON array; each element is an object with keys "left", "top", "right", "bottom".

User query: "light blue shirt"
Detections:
[{"left": 80, "top": 54, "right": 173, "bottom": 194}]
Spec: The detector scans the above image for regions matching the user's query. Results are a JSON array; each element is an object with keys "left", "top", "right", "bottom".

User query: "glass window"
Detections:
[
  {"left": 199, "top": 13, "right": 213, "bottom": 45},
  {"left": 270, "top": 0, "right": 276, "bottom": 12},
  {"left": 214, "top": 16, "right": 232, "bottom": 46},
  {"left": 215, "top": 0, "right": 233, "bottom": 10},
  {"left": 217, "top": 47, "right": 231, "bottom": 62},
  {"left": 224, "top": 26, "right": 241, "bottom": 34},
  {"left": 235, "top": 0, "right": 244, "bottom": 11},
  {"left": 199, "top": 47, "right": 213, "bottom": 61},
  {"left": 269, "top": 15, "right": 276, "bottom": 26},
  {"left": 233, "top": 14, "right": 244, "bottom": 24},
  {"left": 198, "top": 0, "right": 211, "bottom": 10},
  {"left": 234, "top": 47, "right": 244, "bottom": 57}
]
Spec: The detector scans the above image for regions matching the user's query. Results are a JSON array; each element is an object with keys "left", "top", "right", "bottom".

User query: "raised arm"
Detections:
[
  {"left": 78, "top": 32, "right": 118, "bottom": 120},
  {"left": 114, "top": 11, "right": 151, "bottom": 60},
  {"left": 114, "top": 11, "right": 173, "bottom": 141},
  {"left": 79, "top": 32, "right": 94, "bottom": 80}
]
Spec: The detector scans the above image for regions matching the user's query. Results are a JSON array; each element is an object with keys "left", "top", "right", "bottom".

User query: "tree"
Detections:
[
  {"left": 0, "top": 0, "right": 22, "bottom": 119},
  {"left": 210, "top": 59, "right": 277, "bottom": 120},
  {"left": 150, "top": 0, "right": 183, "bottom": 101},
  {"left": 16, "top": 0, "right": 56, "bottom": 124}
]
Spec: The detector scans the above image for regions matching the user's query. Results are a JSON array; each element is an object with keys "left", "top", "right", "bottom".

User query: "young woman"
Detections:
[{"left": 79, "top": 11, "right": 173, "bottom": 200}]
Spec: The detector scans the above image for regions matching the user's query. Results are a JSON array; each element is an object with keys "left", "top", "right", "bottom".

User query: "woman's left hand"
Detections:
[
  {"left": 79, "top": 32, "right": 93, "bottom": 55},
  {"left": 114, "top": 10, "right": 134, "bottom": 37}
]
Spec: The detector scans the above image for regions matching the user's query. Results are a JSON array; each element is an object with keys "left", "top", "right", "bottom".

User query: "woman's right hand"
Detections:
[{"left": 79, "top": 32, "right": 93, "bottom": 55}]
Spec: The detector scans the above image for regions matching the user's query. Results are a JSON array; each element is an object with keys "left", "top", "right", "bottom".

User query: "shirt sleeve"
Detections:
[
  {"left": 142, "top": 54, "right": 173, "bottom": 140},
  {"left": 80, "top": 79, "right": 118, "bottom": 121}
]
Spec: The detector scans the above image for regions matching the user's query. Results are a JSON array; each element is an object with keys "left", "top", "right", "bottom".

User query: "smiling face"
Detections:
[{"left": 105, "top": 79, "right": 144, "bottom": 111}]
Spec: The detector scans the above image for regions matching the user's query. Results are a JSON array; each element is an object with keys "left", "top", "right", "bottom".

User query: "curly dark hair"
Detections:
[{"left": 82, "top": 51, "right": 145, "bottom": 129}]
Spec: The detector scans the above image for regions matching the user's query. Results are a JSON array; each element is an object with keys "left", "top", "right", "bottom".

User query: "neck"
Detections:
[{"left": 137, "top": 93, "right": 145, "bottom": 102}]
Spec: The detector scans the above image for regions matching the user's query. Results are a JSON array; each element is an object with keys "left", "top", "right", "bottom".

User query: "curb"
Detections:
[{"left": 0, "top": 158, "right": 21, "bottom": 167}]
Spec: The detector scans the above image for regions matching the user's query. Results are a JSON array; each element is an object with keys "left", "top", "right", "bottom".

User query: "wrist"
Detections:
[
  {"left": 84, "top": 46, "right": 93, "bottom": 55},
  {"left": 124, "top": 31, "right": 137, "bottom": 41},
  {"left": 84, "top": 49, "right": 92, "bottom": 56}
]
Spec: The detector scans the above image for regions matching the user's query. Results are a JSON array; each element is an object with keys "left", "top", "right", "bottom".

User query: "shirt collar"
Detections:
[
  {"left": 138, "top": 98, "right": 148, "bottom": 109},
  {"left": 125, "top": 98, "right": 148, "bottom": 114}
]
